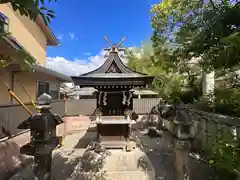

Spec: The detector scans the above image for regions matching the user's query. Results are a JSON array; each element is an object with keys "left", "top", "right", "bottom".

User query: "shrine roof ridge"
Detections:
[{"left": 78, "top": 51, "right": 147, "bottom": 77}]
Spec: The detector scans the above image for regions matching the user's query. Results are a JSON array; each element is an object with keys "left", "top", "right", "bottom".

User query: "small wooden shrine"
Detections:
[{"left": 71, "top": 36, "right": 153, "bottom": 150}]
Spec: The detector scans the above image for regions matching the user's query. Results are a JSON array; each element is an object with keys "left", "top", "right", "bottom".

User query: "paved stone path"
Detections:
[
  {"left": 10, "top": 130, "right": 91, "bottom": 180},
  {"left": 9, "top": 120, "right": 218, "bottom": 180}
]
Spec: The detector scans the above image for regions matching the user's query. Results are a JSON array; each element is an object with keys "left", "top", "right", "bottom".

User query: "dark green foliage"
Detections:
[
  {"left": 214, "top": 88, "right": 240, "bottom": 117},
  {"left": 0, "top": 0, "right": 57, "bottom": 68},
  {"left": 151, "top": 0, "right": 240, "bottom": 71},
  {"left": 0, "top": 0, "right": 56, "bottom": 25},
  {"left": 191, "top": 88, "right": 240, "bottom": 117}
]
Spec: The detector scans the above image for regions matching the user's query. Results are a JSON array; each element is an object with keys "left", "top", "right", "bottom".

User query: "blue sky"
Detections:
[{"left": 45, "top": 0, "right": 159, "bottom": 75}]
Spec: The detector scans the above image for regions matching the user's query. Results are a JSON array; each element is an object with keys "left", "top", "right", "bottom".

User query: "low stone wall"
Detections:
[
  {"left": 64, "top": 116, "right": 91, "bottom": 133},
  {"left": 0, "top": 132, "right": 31, "bottom": 180},
  {"left": 0, "top": 116, "right": 91, "bottom": 180}
]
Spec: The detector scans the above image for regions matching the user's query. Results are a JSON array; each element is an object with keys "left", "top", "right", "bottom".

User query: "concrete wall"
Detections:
[{"left": 0, "top": 4, "right": 47, "bottom": 65}]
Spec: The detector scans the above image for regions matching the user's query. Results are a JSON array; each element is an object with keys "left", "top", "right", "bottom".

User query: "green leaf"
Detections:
[
  {"left": 47, "top": 9, "right": 54, "bottom": 13},
  {"left": 46, "top": 16, "right": 51, "bottom": 24},
  {"left": 47, "top": 13, "right": 55, "bottom": 19}
]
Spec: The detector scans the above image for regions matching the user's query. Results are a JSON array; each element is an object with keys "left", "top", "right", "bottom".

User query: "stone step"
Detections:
[
  {"left": 70, "top": 171, "right": 155, "bottom": 180},
  {"left": 103, "top": 149, "right": 153, "bottom": 171},
  {"left": 74, "top": 148, "right": 155, "bottom": 172},
  {"left": 100, "top": 141, "right": 126, "bottom": 149}
]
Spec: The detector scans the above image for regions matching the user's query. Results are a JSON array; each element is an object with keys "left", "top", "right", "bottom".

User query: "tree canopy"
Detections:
[
  {"left": 0, "top": 0, "right": 56, "bottom": 25},
  {"left": 150, "top": 0, "right": 240, "bottom": 72}
]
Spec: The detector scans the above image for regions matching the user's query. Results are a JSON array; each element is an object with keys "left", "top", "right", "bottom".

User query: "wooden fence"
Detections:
[
  {"left": 0, "top": 101, "right": 65, "bottom": 139},
  {"left": 65, "top": 99, "right": 96, "bottom": 116},
  {"left": 133, "top": 98, "right": 160, "bottom": 114},
  {"left": 64, "top": 98, "right": 161, "bottom": 116},
  {"left": 186, "top": 109, "right": 240, "bottom": 179},
  {"left": 189, "top": 109, "right": 240, "bottom": 151},
  {"left": 0, "top": 98, "right": 160, "bottom": 138}
]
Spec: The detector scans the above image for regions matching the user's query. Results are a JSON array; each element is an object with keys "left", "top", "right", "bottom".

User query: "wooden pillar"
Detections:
[
  {"left": 10, "top": 71, "right": 15, "bottom": 104},
  {"left": 202, "top": 71, "right": 215, "bottom": 99}
]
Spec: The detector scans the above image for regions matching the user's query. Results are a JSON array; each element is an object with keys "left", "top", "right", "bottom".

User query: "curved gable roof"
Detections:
[{"left": 80, "top": 51, "right": 146, "bottom": 77}]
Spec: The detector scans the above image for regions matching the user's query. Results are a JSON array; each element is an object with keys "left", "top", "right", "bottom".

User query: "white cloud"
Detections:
[
  {"left": 46, "top": 50, "right": 106, "bottom": 76},
  {"left": 56, "top": 34, "right": 64, "bottom": 40},
  {"left": 46, "top": 50, "right": 129, "bottom": 76},
  {"left": 69, "top": 32, "right": 78, "bottom": 40},
  {"left": 84, "top": 52, "right": 91, "bottom": 56}
]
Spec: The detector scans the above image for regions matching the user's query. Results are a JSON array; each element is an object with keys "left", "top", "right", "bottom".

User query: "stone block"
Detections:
[{"left": 126, "top": 141, "right": 136, "bottom": 152}]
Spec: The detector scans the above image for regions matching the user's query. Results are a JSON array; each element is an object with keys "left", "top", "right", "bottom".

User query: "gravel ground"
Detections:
[
  {"left": 9, "top": 120, "right": 218, "bottom": 180},
  {"left": 9, "top": 130, "right": 93, "bottom": 180},
  {"left": 69, "top": 148, "right": 155, "bottom": 180},
  {"left": 132, "top": 130, "right": 218, "bottom": 180}
]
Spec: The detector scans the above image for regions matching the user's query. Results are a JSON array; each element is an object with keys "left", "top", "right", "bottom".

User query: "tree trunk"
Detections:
[{"left": 202, "top": 71, "right": 215, "bottom": 99}]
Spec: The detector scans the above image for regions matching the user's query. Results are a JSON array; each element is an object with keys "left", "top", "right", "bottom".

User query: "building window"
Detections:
[
  {"left": 0, "top": 13, "right": 9, "bottom": 33},
  {"left": 37, "top": 81, "right": 49, "bottom": 98},
  {"left": 50, "top": 90, "right": 59, "bottom": 100}
]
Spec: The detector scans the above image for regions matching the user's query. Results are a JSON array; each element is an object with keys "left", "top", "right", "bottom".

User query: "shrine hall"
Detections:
[{"left": 71, "top": 36, "right": 154, "bottom": 150}]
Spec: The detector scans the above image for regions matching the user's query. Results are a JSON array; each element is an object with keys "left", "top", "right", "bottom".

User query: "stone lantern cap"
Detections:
[
  {"left": 36, "top": 93, "right": 52, "bottom": 109},
  {"left": 173, "top": 102, "right": 193, "bottom": 124},
  {"left": 37, "top": 93, "right": 52, "bottom": 105},
  {"left": 160, "top": 102, "right": 193, "bottom": 125}
]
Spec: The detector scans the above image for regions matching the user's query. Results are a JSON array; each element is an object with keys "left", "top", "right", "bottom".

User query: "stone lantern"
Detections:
[
  {"left": 160, "top": 102, "right": 195, "bottom": 139},
  {"left": 160, "top": 102, "right": 195, "bottom": 180},
  {"left": 18, "top": 93, "right": 64, "bottom": 180},
  {"left": 172, "top": 103, "right": 194, "bottom": 140}
]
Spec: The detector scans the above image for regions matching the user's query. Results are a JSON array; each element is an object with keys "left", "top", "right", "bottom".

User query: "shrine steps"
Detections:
[
  {"left": 74, "top": 170, "right": 155, "bottom": 180},
  {"left": 100, "top": 140, "right": 126, "bottom": 150},
  {"left": 68, "top": 148, "right": 155, "bottom": 180}
]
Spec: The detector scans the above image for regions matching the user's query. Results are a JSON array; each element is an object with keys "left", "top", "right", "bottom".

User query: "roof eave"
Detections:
[
  {"left": 36, "top": 16, "right": 59, "bottom": 46},
  {"left": 2, "top": 36, "right": 72, "bottom": 82},
  {"left": 33, "top": 65, "right": 72, "bottom": 82}
]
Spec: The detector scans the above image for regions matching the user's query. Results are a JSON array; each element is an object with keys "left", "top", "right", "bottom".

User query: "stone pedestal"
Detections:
[
  {"left": 69, "top": 148, "right": 155, "bottom": 180},
  {"left": 174, "top": 140, "right": 191, "bottom": 180},
  {"left": 93, "top": 117, "right": 136, "bottom": 151}
]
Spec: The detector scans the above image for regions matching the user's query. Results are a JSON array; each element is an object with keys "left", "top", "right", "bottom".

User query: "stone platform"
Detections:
[
  {"left": 9, "top": 125, "right": 155, "bottom": 180},
  {"left": 68, "top": 148, "right": 155, "bottom": 180},
  {"left": 10, "top": 148, "right": 155, "bottom": 180}
]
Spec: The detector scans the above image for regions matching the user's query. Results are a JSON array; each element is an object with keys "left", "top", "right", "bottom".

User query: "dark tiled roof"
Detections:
[{"left": 79, "top": 51, "right": 146, "bottom": 78}]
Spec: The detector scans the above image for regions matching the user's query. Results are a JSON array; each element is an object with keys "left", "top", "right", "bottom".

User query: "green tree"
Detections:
[
  {"left": 150, "top": 1, "right": 240, "bottom": 177},
  {"left": 126, "top": 41, "right": 200, "bottom": 103},
  {"left": 0, "top": 0, "right": 56, "bottom": 27},
  {"left": 150, "top": 0, "right": 240, "bottom": 72}
]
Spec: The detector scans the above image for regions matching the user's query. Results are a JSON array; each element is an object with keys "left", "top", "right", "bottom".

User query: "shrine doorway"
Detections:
[{"left": 102, "top": 92, "right": 124, "bottom": 116}]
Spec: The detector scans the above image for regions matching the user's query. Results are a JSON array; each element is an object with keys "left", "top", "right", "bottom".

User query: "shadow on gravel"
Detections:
[
  {"left": 132, "top": 120, "right": 218, "bottom": 180},
  {"left": 51, "top": 152, "right": 82, "bottom": 180},
  {"left": 74, "top": 126, "right": 97, "bottom": 149},
  {"left": 68, "top": 149, "right": 110, "bottom": 180}
]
